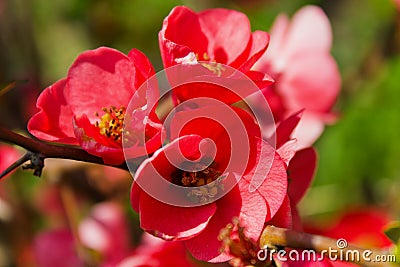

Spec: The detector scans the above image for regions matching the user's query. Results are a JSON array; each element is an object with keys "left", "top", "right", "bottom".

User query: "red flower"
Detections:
[
  {"left": 130, "top": 106, "right": 288, "bottom": 262},
  {"left": 279, "top": 208, "right": 394, "bottom": 267},
  {"left": 306, "top": 208, "right": 393, "bottom": 249},
  {"left": 253, "top": 6, "right": 341, "bottom": 148},
  {"left": 267, "top": 111, "right": 317, "bottom": 230},
  {"left": 159, "top": 6, "right": 273, "bottom": 104},
  {"left": 28, "top": 47, "right": 163, "bottom": 165}
]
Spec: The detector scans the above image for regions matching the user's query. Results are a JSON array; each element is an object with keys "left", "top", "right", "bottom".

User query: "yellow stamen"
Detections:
[{"left": 95, "top": 106, "right": 126, "bottom": 145}]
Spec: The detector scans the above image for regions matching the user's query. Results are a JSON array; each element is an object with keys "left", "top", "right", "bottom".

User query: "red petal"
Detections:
[
  {"left": 274, "top": 110, "right": 303, "bottom": 148},
  {"left": 277, "top": 52, "right": 340, "bottom": 113},
  {"left": 277, "top": 139, "right": 297, "bottom": 167},
  {"left": 287, "top": 147, "right": 317, "bottom": 204},
  {"left": 237, "top": 178, "right": 268, "bottom": 241},
  {"left": 267, "top": 194, "right": 293, "bottom": 228},
  {"left": 127, "top": 48, "right": 156, "bottom": 89},
  {"left": 239, "top": 31, "right": 270, "bottom": 73},
  {"left": 130, "top": 181, "right": 141, "bottom": 213},
  {"left": 28, "top": 79, "right": 77, "bottom": 145},
  {"left": 159, "top": 6, "right": 208, "bottom": 67},
  {"left": 184, "top": 186, "right": 242, "bottom": 262},
  {"left": 139, "top": 193, "right": 217, "bottom": 241},
  {"left": 245, "top": 142, "right": 288, "bottom": 220},
  {"left": 73, "top": 115, "right": 125, "bottom": 165},
  {"left": 65, "top": 47, "right": 136, "bottom": 122},
  {"left": 324, "top": 209, "right": 393, "bottom": 248},
  {"left": 199, "top": 8, "right": 251, "bottom": 65},
  {"left": 291, "top": 205, "right": 304, "bottom": 231}
]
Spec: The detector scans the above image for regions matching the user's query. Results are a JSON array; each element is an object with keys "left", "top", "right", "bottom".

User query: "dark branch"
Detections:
[{"left": 0, "top": 126, "right": 129, "bottom": 178}]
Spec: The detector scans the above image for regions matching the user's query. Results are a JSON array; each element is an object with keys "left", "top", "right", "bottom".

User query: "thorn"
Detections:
[{"left": 21, "top": 152, "right": 45, "bottom": 177}]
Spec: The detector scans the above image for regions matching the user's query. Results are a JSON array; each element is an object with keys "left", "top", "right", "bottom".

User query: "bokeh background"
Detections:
[{"left": 1, "top": 0, "right": 400, "bottom": 266}]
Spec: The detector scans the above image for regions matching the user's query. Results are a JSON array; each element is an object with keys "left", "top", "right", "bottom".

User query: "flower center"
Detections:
[
  {"left": 171, "top": 161, "right": 221, "bottom": 187},
  {"left": 95, "top": 106, "right": 125, "bottom": 145},
  {"left": 171, "top": 161, "right": 225, "bottom": 204},
  {"left": 196, "top": 52, "right": 225, "bottom": 76}
]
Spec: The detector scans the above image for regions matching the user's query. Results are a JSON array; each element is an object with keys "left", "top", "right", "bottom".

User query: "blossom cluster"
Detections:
[{"left": 26, "top": 5, "right": 341, "bottom": 266}]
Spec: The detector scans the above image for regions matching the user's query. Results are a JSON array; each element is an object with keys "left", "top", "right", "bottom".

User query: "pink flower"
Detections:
[
  {"left": 116, "top": 233, "right": 198, "bottom": 267},
  {"left": 79, "top": 202, "right": 130, "bottom": 266},
  {"left": 131, "top": 106, "right": 288, "bottom": 262},
  {"left": 159, "top": 6, "right": 273, "bottom": 104},
  {"left": 33, "top": 201, "right": 131, "bottom": 267},
  {"left": 253, "top": 5, "right": 341, "bottom": 148},
  {"left": 33, "top": 228, "right": 84, "bottom": 267},
  {"left": 0, "top": 144, "right": 20, "bottom": 177},
  {"left": 28, "top": 47, "right": 163, "bottom": 165}
]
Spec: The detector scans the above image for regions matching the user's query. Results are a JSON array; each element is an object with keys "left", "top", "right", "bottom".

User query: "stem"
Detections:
[
  {"left": 0, "top": 126, "right": 129, "bottom": 174},
  {"left": 60, "top": 184, "right": 96, "bottom": 267},
  {"left": 260, "top": 226, "right": 394, "bottom": 267}
]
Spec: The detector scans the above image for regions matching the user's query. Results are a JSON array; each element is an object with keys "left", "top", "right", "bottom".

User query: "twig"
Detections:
[
  {"left": 0, "top": 126, "right": 129, "bottom": 179},
  {"left": 0, "top": 81, "right": 16, "bottom": 97},
  {"left": 260, "top": 226, "right": 395, "bottom": 267}
]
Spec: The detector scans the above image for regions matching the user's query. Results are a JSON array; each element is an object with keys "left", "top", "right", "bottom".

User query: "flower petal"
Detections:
[
  {"left": 287, "top": 147, "right": 317, "bottom": 205},
  {"left": 277, "top": 139, "right": 297, "bottom": 167},
  {"left": 267, "top": 194, "right": 293, "bottom": 228},
  {"left": 198, "top": 8, "right": 251, "bottom": 65},
  {"left": 127, "top": 48, "right": 156, "bottom": 89},
  {"left": 237, "top": 178, "right": 268, "bottom": 240},
  {"left": 290, "top": 111, "right": 327, "bottom": 149},
  {"left": 73, "top": 115, "right": 125, "bottom": 165},
  {"left": 239, "top": 31, "right": 270, "bottom": 73},
  {"left": 245, "top": 143, "right": 288, "bottom": 221},
  {"left": 159, "top": 6, "right": 208, "bottom": 67},
  {"left": 274, "top": 110, "right": 303, "bottom": 148},
  {"left": 284, "top": 6, "right": 333, "bottom": 59},
  {"left": 139, "top": 193, "right": 217, "bottom": 241},
  {"left": 277, "top": 51, "right": 340, "bottom": 113},
  {"left": 184, "top": 185, "right": 242, "bottom": 262},
  {"left": 253, "top": 14, "right": 289, "bottom": 73},
  {"left": 65, "top": 47, "right": 136, "bottom": 122},
  {"left": 28, "top": 79, "right": 77, "bottom": 145}
]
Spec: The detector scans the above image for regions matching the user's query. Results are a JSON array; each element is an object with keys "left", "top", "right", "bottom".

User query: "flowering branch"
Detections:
[
  {"left": 0, "top": 126, "right": 129, "bottom": 179},
  {"left": 260, "top": 226, "right": 395, "bottom": 267}
]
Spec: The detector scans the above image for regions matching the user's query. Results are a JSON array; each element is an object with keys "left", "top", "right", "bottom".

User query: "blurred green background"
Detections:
[{"left": 1, "top": 0, "right": 400, "bottom": 264}]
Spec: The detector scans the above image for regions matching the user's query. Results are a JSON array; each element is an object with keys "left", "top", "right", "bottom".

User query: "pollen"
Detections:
[
  {"left": 171, "top": 161, "right": 225, "bottom": 203},
  {"left": 171, "top": 161, "right": 221, "bottom": 188},
  {"left": 95, "top": 106, "right": 126, "bottom": 145}
]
